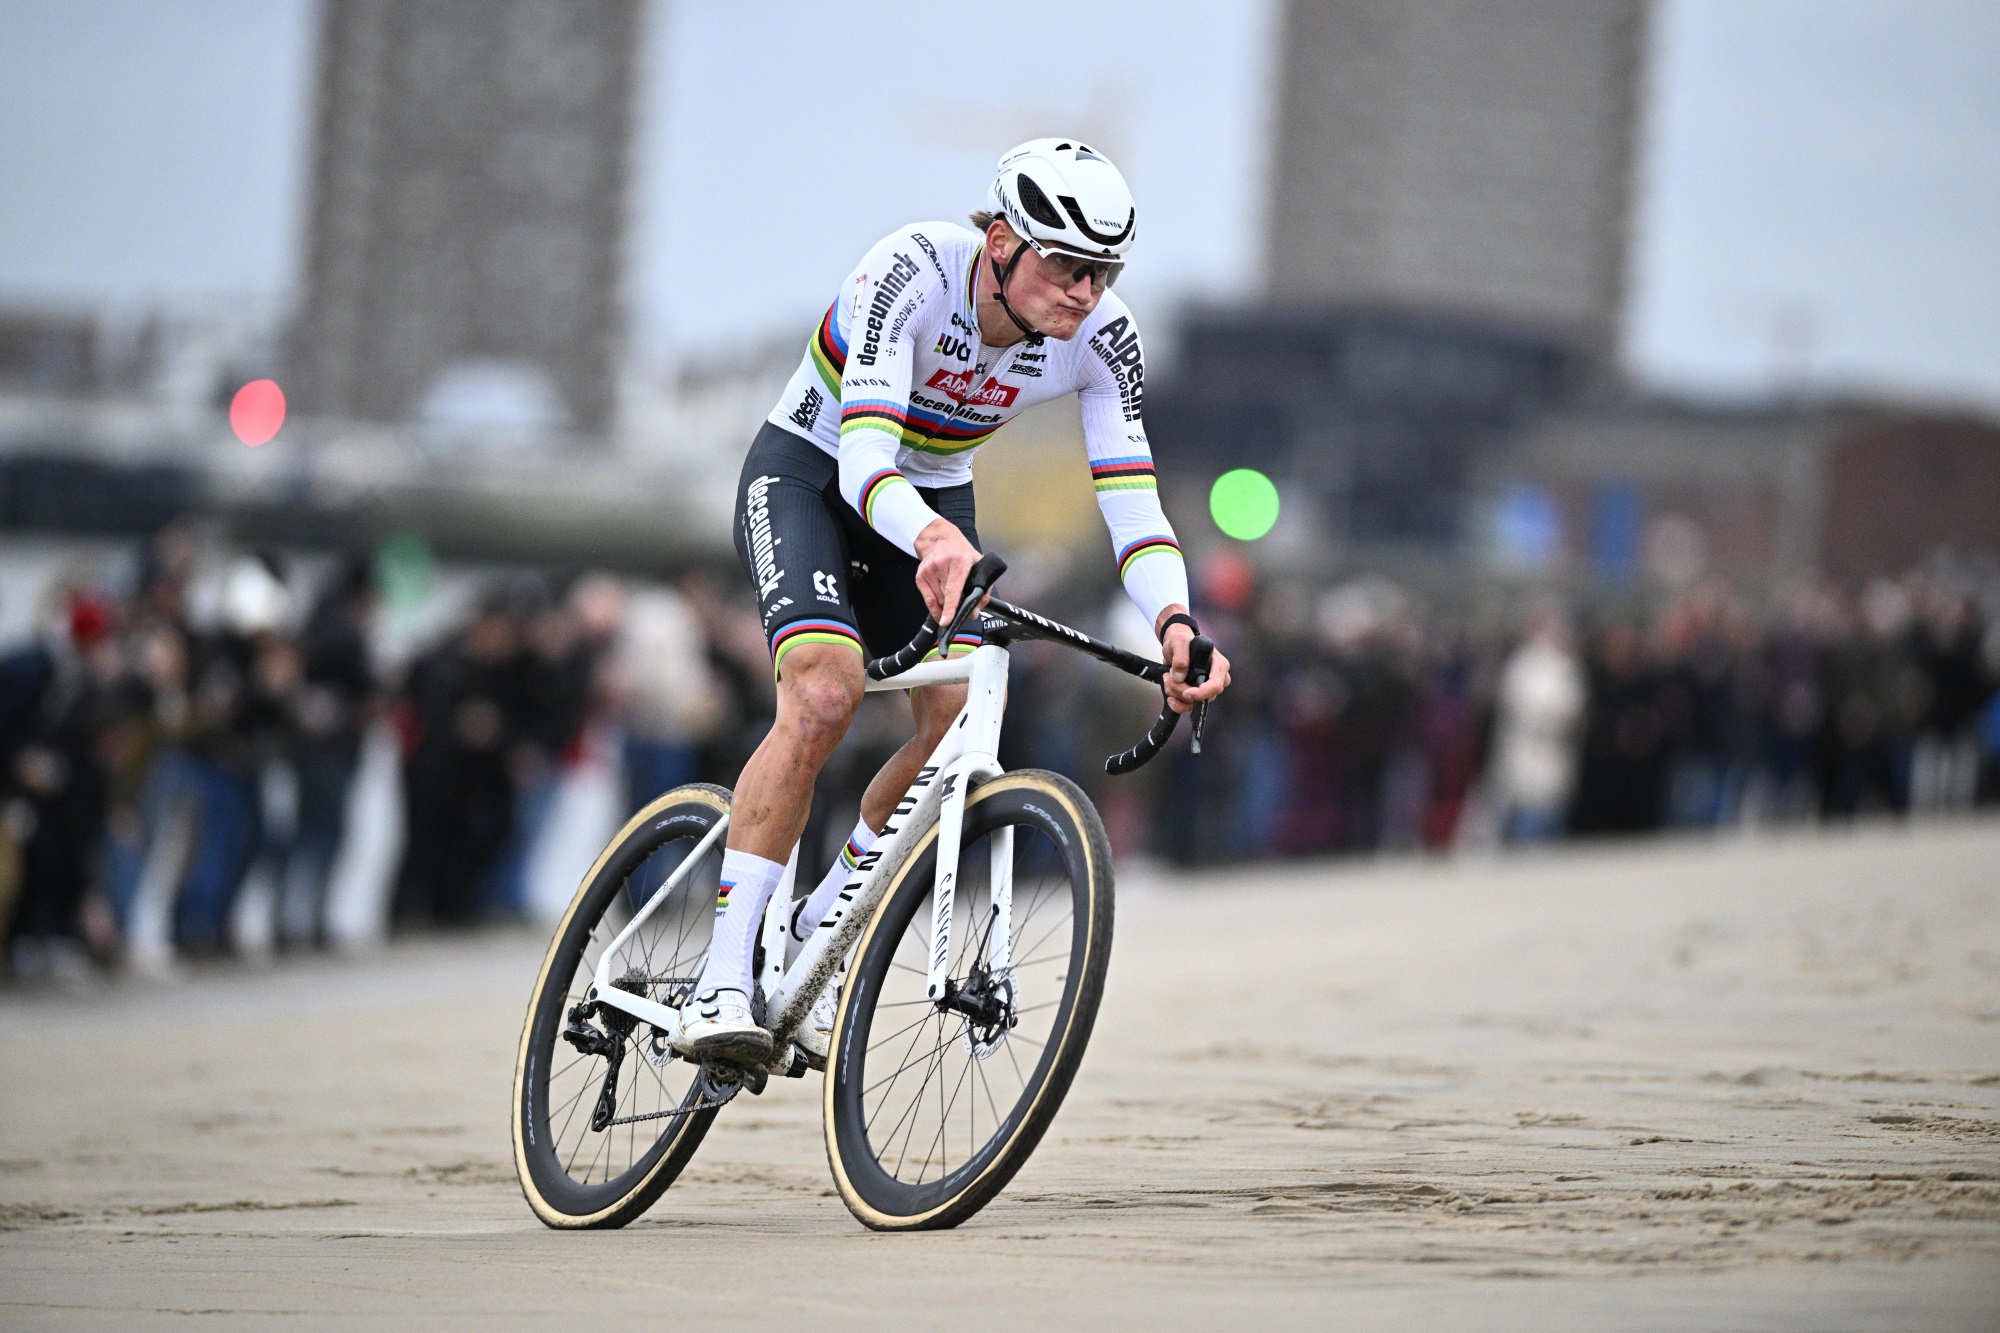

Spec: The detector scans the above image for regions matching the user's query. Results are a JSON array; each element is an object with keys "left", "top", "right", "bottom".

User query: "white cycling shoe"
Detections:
[
  {"left": 679, "top": 986, "right": 773, "bottom": 1065},
  {"left": 793, "top": 976, "right": 840, "bottom": 1067}
]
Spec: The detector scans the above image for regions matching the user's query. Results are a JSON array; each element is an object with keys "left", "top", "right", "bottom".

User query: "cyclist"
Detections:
[{"left": 683, "top": 139, "right": 1232, "bottom": 1063}]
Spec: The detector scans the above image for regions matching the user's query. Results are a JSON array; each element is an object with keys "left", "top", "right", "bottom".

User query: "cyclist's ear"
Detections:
[{"left": 984, "top": 217, "right": 1021, "bottom": 263}]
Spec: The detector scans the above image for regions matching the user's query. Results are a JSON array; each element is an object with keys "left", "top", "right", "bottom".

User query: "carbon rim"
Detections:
[
  {"left": 831, "top": 778, "right": 1105, "bottom": 1220},
  {"left": 518, "top": 793, "right": 724, "bottom": 1217}
]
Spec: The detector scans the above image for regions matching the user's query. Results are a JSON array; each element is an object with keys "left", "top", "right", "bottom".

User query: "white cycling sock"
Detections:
[
  {"left": 699, "top": 849, "right": 786, "bottom": 996},
  {"left": 790, "top": 818, "right": 878, "bottom": 941}
]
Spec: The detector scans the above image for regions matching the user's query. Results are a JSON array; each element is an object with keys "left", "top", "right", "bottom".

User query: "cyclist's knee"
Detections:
[{"left": 776, "top": 647, "right": 863, "bottom": 751}]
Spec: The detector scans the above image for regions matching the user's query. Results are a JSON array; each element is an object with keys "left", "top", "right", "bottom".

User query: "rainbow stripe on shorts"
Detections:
[{"left": 770, "top": 618, "right": 864, "bottom": 678}]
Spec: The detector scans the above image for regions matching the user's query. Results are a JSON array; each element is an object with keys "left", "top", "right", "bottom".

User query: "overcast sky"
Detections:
[{"left": 0, "top": 0, "right": 1994, "bottom": 409}]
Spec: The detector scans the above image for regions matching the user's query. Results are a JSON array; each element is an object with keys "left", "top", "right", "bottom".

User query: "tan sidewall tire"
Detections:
[
  {"left": 512, "top": 783, "right": 730, "bottom": 1229},
  {"left": 823, "top": 770, "right": 1113, "bottom": 1231}
]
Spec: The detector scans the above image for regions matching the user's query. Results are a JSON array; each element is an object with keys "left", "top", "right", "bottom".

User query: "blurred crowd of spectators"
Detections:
[
  {"left": 2, "top": 524, "right": 1997, "bottom": 986},
  {"left": 1128, "top": 551, "right": 2000, "bottom": 866},
  {"left": 0, "top": 526, "right": 775, "bottom": 985}
]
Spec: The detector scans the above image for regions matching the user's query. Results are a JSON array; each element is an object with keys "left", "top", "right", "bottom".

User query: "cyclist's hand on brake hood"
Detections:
[
  {"left": 914, "top": 518, "right": 983, "bottom": 623},
  {"left": 1156, "top": 607, "right": 1232, "bottom": 715}
]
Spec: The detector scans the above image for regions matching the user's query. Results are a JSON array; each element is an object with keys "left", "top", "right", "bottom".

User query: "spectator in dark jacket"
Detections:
[
  {"left": 394, "top": 590, "right": 528, "bottom": 928},
  {"left": 279, "top": 558, "right": 376, "bottom": 948}
]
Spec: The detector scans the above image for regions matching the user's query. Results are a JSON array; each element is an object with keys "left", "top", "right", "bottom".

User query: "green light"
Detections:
[{"left": 1209, "top": 468, "right": 1280, "bottom": 541}]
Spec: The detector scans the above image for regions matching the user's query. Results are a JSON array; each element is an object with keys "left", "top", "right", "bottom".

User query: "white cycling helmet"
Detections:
[{"left": 988, "top": 138, "right": 1137, "bottom": 262}]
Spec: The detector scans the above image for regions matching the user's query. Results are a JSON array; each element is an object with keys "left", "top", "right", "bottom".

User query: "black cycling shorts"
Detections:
[{"left": 734, "top": 422, "right": 979, "bottom": 677}]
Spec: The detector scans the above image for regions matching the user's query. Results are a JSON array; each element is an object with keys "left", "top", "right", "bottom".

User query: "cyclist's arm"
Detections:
[
  {"left": 833, "top": 236, "right": 944, "bottom": 557},
  {"left": 1077, "top": 311, "right": 1190, "bottom": 632}
]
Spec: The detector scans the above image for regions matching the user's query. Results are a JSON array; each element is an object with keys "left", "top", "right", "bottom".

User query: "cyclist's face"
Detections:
[{"left": 997, "top": 232, "right": 1114, "bottom": 340}]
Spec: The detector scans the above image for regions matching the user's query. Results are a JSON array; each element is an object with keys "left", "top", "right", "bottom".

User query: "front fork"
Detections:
[
  {"left": 926, "top": 645, "right": 1011, "bottom": 1000},
  {"left": 925, "top": 757, "right": 1009, "bottom": 1000}
]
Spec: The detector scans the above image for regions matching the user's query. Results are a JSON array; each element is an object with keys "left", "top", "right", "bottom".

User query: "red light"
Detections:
[{"left": 230, "top": 379, "right": 286, "bottom": 446}]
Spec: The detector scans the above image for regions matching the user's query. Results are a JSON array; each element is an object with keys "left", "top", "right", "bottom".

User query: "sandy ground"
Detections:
[{"left": 2, "top": 818, "right": 1998, "bottom": 1330}]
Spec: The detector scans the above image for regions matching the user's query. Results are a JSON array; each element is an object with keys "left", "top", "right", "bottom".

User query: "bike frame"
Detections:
[{"left": 584, "top": 643, "right": 1011, "bottom": 1065}]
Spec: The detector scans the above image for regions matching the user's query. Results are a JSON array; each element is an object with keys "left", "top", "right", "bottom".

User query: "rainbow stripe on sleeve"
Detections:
[
  {"left": 840, "top": 399, "right": 908, "bottom": 439},
  {"left": 809, "top": 301, "right": 848, "bottom": 393},
  {"left": 857, "top": 468, "right": 915, "bottom": 527},
  {"left": 1116, "top": 535, "right": 1182, "bottom": 580},
  {"left": 769, "top": 618, "right": 864, "bottom": 678},
  {"left": 1090, "top": 455, "right": 1158, "bottom": 493}
]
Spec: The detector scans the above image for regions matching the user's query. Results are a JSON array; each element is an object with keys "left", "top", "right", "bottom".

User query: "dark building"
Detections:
[
  {"left": 1266, "top": 0, "right": 1647, "bottom": 358},
  {"left": 1158, "top": 0, "right": 1650, "bottom": 560},
  {"left": 1820, "top": 415, "right": 2000, "bottom": 577},
  {"left": 0, "top": 309, "right": 98, "bottom": 395},
  {"left": 287, "top": 0, "right": 640, "bottom": 437},
  {"left": 1149, "top": 309, "right": 1574, "bottom": 554}
]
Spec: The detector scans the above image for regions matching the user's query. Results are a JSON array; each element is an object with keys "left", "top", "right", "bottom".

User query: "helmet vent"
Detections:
[{"left": 1015, "top": 173, "right": 1066, "bottom": 229}]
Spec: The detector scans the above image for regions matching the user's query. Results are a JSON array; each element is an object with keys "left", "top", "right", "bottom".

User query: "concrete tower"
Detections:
[
  {"left": 1266, "top": 0, "right": 1647, "bottom": 355},
  {"left": 288, "top": 0, "right": 639, "bottom": 437}
]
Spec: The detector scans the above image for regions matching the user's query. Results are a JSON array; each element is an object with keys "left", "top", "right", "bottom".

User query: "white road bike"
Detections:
[{"left": 512, "top": 555, "right": 1213, "bottom": 1231}]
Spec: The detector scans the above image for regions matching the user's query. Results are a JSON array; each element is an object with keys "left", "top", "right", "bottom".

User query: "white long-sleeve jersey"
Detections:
[{"left": 765, "top": 221, "right": 1189, "bottom": 629}]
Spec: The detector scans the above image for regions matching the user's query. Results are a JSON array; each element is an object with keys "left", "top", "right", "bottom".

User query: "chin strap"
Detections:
[{"left": 988, "top": 244, "right": 1046, "bottom": 346}]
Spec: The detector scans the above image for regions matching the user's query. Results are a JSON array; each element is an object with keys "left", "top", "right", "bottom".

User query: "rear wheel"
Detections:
[
  {"left": 513, "top": 783, "right": 729, "bottom": 1228},
  {"left": 825, "top": 770, "right": 1113, "bottom": 1230}
]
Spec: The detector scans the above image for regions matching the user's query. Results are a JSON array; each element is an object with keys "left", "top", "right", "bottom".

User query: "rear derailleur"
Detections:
[{"left": 563, "top": 971, "right": 651, "bottom": 1132}]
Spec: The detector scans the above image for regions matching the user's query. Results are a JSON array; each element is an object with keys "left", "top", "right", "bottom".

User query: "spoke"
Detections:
[
  {"left": 552, "top": 1068, "right": 594, "bottom": 1159},
  {"left": 863, "top": 1005, "right": 951, "bottom": 1137},
  {"left": 976, "top": 1053, "right": 1005, "bottom": 1136},
  {"left": 1007, "top": 948, "right": 1074, "bottom": 973},
  {"left": 1013, "top": 915, "right": 1070, "bottom": 978},
  {"left": 864, "top": 1007, "right": 947, "bottom": 1059},
  {"left": 562, "top": 1077, "right": 595, "bottom": 1176},
  {"left": 1005, "top": 1032, "right": 1029, "bottom": 1088},
  {"left": 920, "top": 1044, "right": 975, "bottom": 1184},
  {"left": 887, "top": 1013, "right": 944, "bottom": 1179},
  {"left": 862, "top": 1030, "right": 957, "bottom": 1102},
  {"left": 548, "top": 1048, "right": 593, "bottom": 1083}
]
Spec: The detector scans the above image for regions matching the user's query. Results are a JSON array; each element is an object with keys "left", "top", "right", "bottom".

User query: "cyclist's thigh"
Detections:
[
  {"left": 735, "top": 423, "right": 866, "bottom": 677},
  {"left": 832, "top": 477, "right": 980, "bottom": 657}
]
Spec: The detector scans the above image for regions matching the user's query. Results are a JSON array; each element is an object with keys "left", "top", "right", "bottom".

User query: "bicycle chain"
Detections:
[{"left": 603, "top": 1068, "right": 745, "bottom": 1124}]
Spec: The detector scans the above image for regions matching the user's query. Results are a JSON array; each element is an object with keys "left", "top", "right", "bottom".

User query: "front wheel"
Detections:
[{"left": 825, "top": 770, "right": 1114, "bottom": 1230}]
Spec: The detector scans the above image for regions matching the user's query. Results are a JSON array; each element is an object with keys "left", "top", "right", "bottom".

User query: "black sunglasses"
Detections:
[{"left": 1033, "top": 247, "right": 1123, "bottom": 290}]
